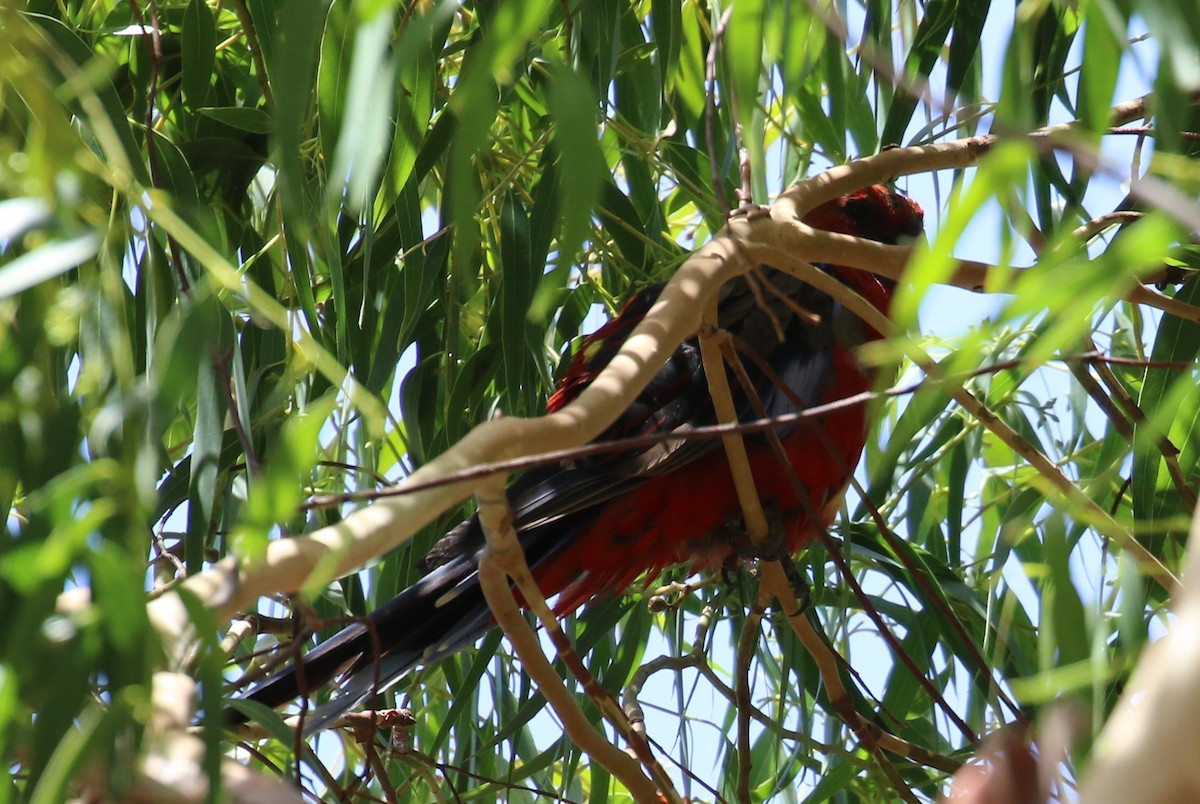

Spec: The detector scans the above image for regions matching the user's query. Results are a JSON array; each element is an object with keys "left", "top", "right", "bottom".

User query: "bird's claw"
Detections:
[
  {"left": 723, "top": 503, "right": 788, "bottom": 561},
  {"left": 717, "top": 506, "right": 811, "bottom": 614}
]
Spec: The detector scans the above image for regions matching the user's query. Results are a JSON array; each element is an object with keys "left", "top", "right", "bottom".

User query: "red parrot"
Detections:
[{"left": 236, "top": 185, "right": 924, "bottom": 733}]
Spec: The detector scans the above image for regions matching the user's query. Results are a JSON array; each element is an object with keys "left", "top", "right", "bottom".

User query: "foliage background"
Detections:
[{"left": 2, "top": 0, "right": 1199, "bottom": 800}]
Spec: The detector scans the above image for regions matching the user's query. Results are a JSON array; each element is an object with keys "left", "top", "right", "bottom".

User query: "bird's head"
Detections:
[
  {"left": 799, "top": 185, "right": 924, "bottom": 315},
  {"left": 803, "top": 184, "right": 925, "bottom": 248}
]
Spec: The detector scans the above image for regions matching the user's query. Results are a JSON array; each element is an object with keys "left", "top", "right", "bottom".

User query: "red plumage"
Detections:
[
  {"left": 536, "top": 184, "right": 922, "bottom": 610},
  {"left": 237, "top": 185, "right": 924, "bottom": 732}
]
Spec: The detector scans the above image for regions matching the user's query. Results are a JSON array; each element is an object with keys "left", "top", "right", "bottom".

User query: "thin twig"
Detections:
[
  {"left": 230, "top": 0, "right": 274, "bottom": 107},
  {"left": 213, "top": 348, "right": 260, "bottom": 475},
  {"left": 735, "top": 599, "right": 765, "bottom": 804},
  {"left": 705, "top": 9, "right": 734, "bottom": 214},
  {"left": 719, "top": 336, "right": 981, "bottom": 750},
  {"left": 744, "top": 241, "right": 1182, "bottom": 595},
  {"left": 127, "top": 0, "right": 190, "bottom": 295}
]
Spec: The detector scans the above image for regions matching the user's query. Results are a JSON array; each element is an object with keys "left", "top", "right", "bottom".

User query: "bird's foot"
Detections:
[
  {"left": 718, "top": 506, "right": 811, "bottom": 615},
  {"left": 723, "top": 503, "right": 788, "bottom": 562}
]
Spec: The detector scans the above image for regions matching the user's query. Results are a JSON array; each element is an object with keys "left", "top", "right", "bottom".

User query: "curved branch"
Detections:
[{"left": 474, "top": 473, "right": 668, "bottom": 802}]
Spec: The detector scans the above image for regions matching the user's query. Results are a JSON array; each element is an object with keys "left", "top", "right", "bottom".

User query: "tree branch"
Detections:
[{"left": 474, "top": 474, "right": 670, "bottom": 803}]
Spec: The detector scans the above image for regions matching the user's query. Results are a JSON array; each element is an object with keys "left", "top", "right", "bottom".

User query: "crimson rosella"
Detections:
[{"left": 235, "top": 185, "right": 924, "bottom": 733}]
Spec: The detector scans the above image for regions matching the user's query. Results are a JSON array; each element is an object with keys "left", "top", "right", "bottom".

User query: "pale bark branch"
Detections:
[
  {"left": 474, "top": 474, "right": 669, "bottom": 803},
  {"left": 1078, "top": 495, "right": 1200, "bottom": 802}
]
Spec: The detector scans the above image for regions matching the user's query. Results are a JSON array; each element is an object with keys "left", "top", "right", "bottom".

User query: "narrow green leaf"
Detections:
[
  {"left": 497, "top": 191, "right": 535, "bottom": 411},
  {"left": 181, "top": 0, "right": 216, "bottom": 108},
  {"left": 0, "top": 234, "right": 100, "bottom": 299},
  {"left": 1134, "top": 276, "right": 1200, "bottom": 536},
  {"left": 28, "top": 705, "right": 112, "bottom": 804},
  {"left": 196, "top": 106, "right": 273, "bottom": 133},
  {"left": 1077, "top": 3, "right": 1124, "bottom": 136},
  {"left": 881, "top": 0, "right": 956, "bottom": 147},
  {"left": 271, "top": 0, "right": 330, "bottom": 223},
  {"left": 27, "top": 13, "right": 148, "bottom": 181},
  {"left": 187, "top": 335, "right": 223, "bottom": 575},
  {"left": 946, "top": 0, "right": 990, "bottom": 104},
  {"left": 651, "top": 0, "right": 682, "bottom": 92},
  {"left": 545, "top": 65, "right": 606, "bottom": 265},
  {"left": 329, "top": 8, "right": 395, "bottom": 213},
  {"left": 726, "top": 0, "right": 765, "bottom": 172}
]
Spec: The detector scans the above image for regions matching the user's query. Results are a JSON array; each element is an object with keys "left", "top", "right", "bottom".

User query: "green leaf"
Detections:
[
  {"left": 545, "top": 65, "right": 606, "bottom": 267},
  {"left": 196, "top": 106, "right": 274, "bottom": 133},
  {"left": 1134, "top": 276, "right": 1200, "bottom": 538},
  {"left": 26, "top": 13, "right": 148, "bottom": 181},
  {"left": 271, "top": 0, "right": 330, "bottom": 223},
  {"left": 496, "top": 192, "right": 536, "bottom": 411},
  {"left": 1077, "top": 1, "right": 1124, "bottom": 136},
  {"left": 0, "top": 234, "right": 100, "bottom": 299},
  {"left": 946, "top": 1, "right": 990, "bottom": 105},
  {"left": 232, "top": 394, "right": 336, "bottom": 578},
  {"left": 181, "top": 0, "right": 216, "bottom": 108},
  {"left": 651, "top": 0, "right": 682, "bottom": 92},
  {"left": 329, "top": 7, "right": 394, "bottom": 213},
  {"left": 28, "top": 705, "right": 113, "bottom": 804},
  {"left": 186, "top": 323, "right": 224, "bottom": 574},
  {"left": 881, "top": 0, "right": 956, "bottom": 147},
  {"left": 727, "top": 0, "right": 765, "bottom": 178}
]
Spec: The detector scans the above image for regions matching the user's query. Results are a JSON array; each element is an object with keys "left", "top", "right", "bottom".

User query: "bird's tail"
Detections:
[
  {"left": 231, "top": 527, "right": 499, "bottom": 734},
  {"left": 231, "top": 496, "right": 598, "bottom": 735}
]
